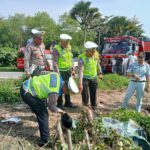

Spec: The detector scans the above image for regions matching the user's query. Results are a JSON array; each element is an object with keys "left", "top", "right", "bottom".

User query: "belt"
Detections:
[{"left": 131, "top": 80, "right": 146, "bottom": 82}]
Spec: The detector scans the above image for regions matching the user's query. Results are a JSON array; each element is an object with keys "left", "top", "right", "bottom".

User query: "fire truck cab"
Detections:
[
  {"left": 141, "top": 37, "right": 150, "bottom": 63},
  {"left": 101, "top": 36, "right": 140, "bottom": 73}
]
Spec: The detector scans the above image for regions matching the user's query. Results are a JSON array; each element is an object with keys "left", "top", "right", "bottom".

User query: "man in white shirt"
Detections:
[{"left": 127, "top": 52, "right": 137, "bottom": 68}]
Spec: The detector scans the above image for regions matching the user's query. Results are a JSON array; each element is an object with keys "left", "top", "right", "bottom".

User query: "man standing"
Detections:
[
  {"left": 78, "top": 41, "right": 103, "bottom": 109},
  {"left": 20, "top": 72, "right": 79, "bottom": 147},
  {"left": 53, "top": 34, "right": 76, "bottom": 109},
  {"left": 122, "top": 54, "right": 129, "bottom": 75},
  {"left": 24, "top": 29, "right": 46, "bottom": 78},
  {"left": 115, "top": 54, "right": 123, "bottom": 75},
  {"left": 127, "top": 52, "right": 137, "bottom": 69},
  {"left": 122, "top": 52, "right": 150, "bottom": 112}
]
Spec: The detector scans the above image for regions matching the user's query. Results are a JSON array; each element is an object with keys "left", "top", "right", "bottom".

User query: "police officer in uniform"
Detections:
[
  {"left": 20, "top": 72, "right": 79, "bottom": 147},
  {"left": 78, "top": 41, "right": 103, "bottom": 109},
  {"left": 24, "top": 29, "right": 47, "bottom": 78},
  {"left": 53, "top": 34, "right": 76, "bottom": 109},
  {"left": 122, "top": 52, "right": 150, "bottom": 112}
]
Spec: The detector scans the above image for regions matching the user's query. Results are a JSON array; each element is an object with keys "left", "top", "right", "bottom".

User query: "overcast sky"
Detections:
[{"left": 0, "top": 0, "right": 150, "bottom": 36}]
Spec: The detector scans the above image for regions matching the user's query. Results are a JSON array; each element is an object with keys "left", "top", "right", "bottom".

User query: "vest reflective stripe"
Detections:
[
  {"left": 83, "top": 75, "right": 97, "bottom": 79},
  {"left": 28, "top": 79, "right": 37, "bottom": 97},
  {"left": 55, "top": 45, "right": 72, "bottom": 71},
  {"left": 78, "top": 53, "right": 98, "bottom": 79},
  {"left": 28, "top": 73, "right": 60, "bottom": 99}
]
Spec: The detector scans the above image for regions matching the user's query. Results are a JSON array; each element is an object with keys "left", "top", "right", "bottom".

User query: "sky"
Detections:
[{"left": 0, "top": 0, "right": 150, "bottom": 36}]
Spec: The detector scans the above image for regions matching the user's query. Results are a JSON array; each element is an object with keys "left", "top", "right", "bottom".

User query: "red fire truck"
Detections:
[
  {"left": 141, "top": 37, "right": 150, "bottom": 63},
  {"left": 101, "top": 36, "right": 145, "bottom": 73}
]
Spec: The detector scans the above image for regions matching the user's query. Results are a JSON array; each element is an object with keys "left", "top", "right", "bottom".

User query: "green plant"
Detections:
[
  {"left": 98, "top": 74, "right": 129, "bottom": 90},
  {"left": 71, "top": 110, "right": 141, "bottom": 149},
  {"left": 0, "top": 79, "right": 21, "bottom": 103},
  {"left": 0, "top": 46, "right": 17, "bottom": 66},
  {"left": 108, "top": 108, "right": 150, "bottom": 142}
]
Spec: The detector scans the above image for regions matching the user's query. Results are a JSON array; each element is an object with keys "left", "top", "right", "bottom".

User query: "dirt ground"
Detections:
[{"left": 0, "top": 89, "right": 149, "bottom": 150}]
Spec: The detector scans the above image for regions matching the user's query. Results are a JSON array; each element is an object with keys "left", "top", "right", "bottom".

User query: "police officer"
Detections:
[
  {"left": 24, "top": 29, "right": 47, "bottom": 78},
  {"left": 78, "top": 41, "right": 103, "bottom": 109},
  {"left": 20, "top": 72, "right": 79, "bottom": 147},
  {"left": 122, "top": 52, "right": 150, "bottom": 112},
  {"left": 53, "top": 34, "right": 76, "bottom": 109}
]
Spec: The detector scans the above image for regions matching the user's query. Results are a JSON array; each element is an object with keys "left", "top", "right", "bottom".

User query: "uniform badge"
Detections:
[{"left": 50, "top": 74, "right": 57, "bottom": 87}]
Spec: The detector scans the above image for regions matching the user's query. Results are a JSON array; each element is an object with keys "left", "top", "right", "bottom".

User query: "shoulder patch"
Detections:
[{"left": 50, "top": 74, "right": 57, "bottom": 87}]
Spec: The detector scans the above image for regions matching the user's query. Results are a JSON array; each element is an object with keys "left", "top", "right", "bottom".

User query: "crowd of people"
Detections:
[{"left": 21, "top": 28, "right": 150, "bottom": 147}]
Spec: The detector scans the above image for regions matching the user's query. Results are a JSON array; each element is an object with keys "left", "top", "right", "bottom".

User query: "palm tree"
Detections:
[
  {"left": 106, "top": 16, "right": 144, "bottom": 37},
  {"left": 70, "top": 1, "right": 102, "bottom": 43}
]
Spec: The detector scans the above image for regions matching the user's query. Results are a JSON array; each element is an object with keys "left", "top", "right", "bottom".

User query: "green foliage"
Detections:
[
  {"left": 0, "top": 46, "right": 17, "bottom": 66},
  {"left": 109, "top": 108, "right": 150, "bottom": 141},
  {"left": 98, "top": 74, "right": 129, "bottom": 90},
  {"left": 0, "top": 5, "right": 145, "bottom": 66},
  {"left": 0, "top": 79, "right": 21, "bottom": 103},
  {"left": 106, "top": 16, "right": 144, "bottom": 37},
  {"left": 70, "top": 1, "right": 101, "bottom": 29},
  {"left": 71, "top": 110, "right": 141, "bottom": 149},
  {"left": 26, "top": 12, "right": 59, "bottom": 48},
  {"left": 70, "top": 1, "right": 102, "bottom": 42}
]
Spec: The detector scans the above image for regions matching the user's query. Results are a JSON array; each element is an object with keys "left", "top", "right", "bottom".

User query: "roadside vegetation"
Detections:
[
  {"left": 0, "top": 1, "right": 145, "bottom": 68},
  {"left": 68, "top": 109, "right": 149, "bottom": 149},
  {"left": 0, "top": 74, "right": 128, "bottom": 103},
  {"left": 98, "top": 74, "right": 129, "bottom": 90},
  {"left": 0, "top": 66, "right": 22, "bottom": 72}
]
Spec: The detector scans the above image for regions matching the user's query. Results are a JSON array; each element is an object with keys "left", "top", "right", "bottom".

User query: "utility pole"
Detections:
[{"left": 98, "top": 29, "right": 101, "bottom": 52}]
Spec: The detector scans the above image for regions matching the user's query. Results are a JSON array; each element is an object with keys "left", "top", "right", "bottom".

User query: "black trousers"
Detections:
[
  {"left": 57, "top": 69, "right": 72, "bottom": 106},
  {"left": 20, "top": 86, "right": 49, "bottom": 143},
  {"left": 81, "top": 78, "right": 98, "bottom": 107}
]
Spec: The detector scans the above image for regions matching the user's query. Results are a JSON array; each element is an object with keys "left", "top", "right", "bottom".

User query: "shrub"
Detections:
[
  {"left": 0, "top": 46, "right": 17, "bottom": 66},
  {"left": 0, "top": 79, "right": 21, "bottom": 103},
  {"left": 109, "top": 108, "right": 150, "bottom": 142}
]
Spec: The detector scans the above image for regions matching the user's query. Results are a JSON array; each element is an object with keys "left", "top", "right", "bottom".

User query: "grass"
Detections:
[
  {"left": 98, "top": 74, "right": 129, "bottom": 90},
  {"left": 0, "top": 66, "right": 23, "bottom": 72},
  {"left": 0, "top": 79, "right": 22, "bottom": 103},
  {"left": 0, "top": 74, "right": 129, "bottom": 103}
]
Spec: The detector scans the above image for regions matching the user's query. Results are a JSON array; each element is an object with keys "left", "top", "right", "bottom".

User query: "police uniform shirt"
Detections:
[{"left": 24, "top": 42, "right": 45, "bottom": 73}]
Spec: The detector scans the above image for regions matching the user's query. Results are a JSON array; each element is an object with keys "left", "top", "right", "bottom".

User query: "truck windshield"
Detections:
[{"left": 103, "top": 41, "right": 130, "bottom": 54}]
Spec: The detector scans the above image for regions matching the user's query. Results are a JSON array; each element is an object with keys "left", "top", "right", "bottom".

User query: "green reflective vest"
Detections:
[
  {"left": 55, "top": 44, "right": 72, "bottom": 71},
  {"left": 78, "top": 53, "right": 98, "bottom": 79},
  {"left": 28, "top": 72, "right": 60, "bottom": 99}
]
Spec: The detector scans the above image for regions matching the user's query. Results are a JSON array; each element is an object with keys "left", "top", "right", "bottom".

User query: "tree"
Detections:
[
  {"left": 70, "top": 1, "right": 102, "bottom": 43},
  {"left": 58, "top": 13, "right": 84, "bottom": 55},
  {"left": 106, "top": 16, "right": 144, "bottom": 37},
  {"left": 25, "top": 12, "right": 59, "bottom": 48}
]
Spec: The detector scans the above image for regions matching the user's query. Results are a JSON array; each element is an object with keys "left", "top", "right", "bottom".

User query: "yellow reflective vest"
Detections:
[
  {"left": 55, "top": 44, "right": 73, "bottom": 71},
  {"left": 78, "top": 53, "right": 98, "bottom": 79},
  {"left": 28, "top": 72, "right": 60, "bottom": 99}
]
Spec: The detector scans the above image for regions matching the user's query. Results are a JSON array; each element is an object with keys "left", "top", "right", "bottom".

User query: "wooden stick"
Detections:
[
  {"left": 86, "top": 107, "right": 94, "bottom": 121},
  {"left": 18, "top": 139, "right": 24, "bottom": 150},
  {"left": 1, "top": 126, "right": 12, "bottom": 143},
  {"left": 57, "top": 122, "right": 67, "bottom": 149},
  {"left": 66, "top": 129, "right": 73, "bottom": 150},
  {"left": 84, "top": 130, "right": 91, "bottom": 150}
]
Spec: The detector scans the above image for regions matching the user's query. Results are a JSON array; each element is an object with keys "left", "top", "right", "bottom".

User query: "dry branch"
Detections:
[
  {"left": 66, "top": 129, "right": 73, "bottom": 150},
  {"left": 84, "top": 130, "right": 91, "bottom": 150}
]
